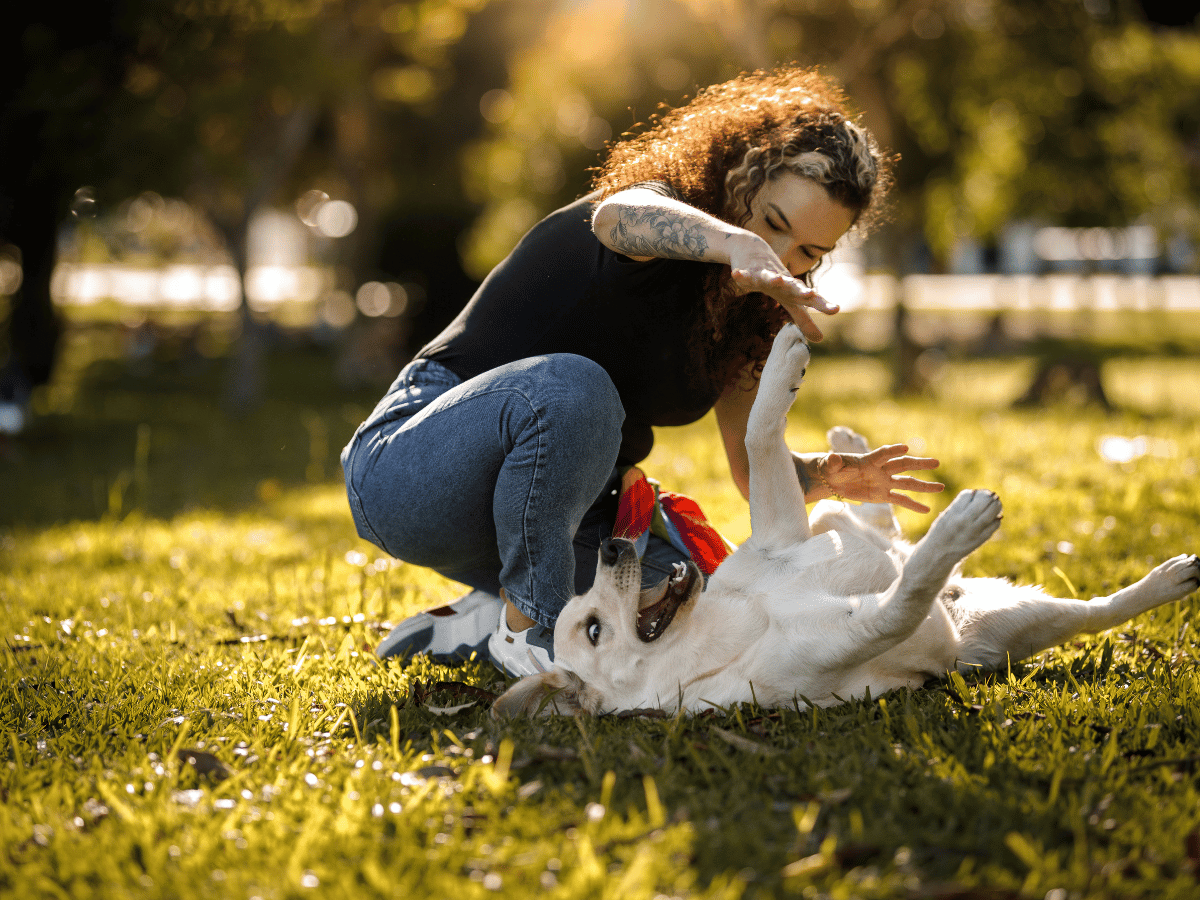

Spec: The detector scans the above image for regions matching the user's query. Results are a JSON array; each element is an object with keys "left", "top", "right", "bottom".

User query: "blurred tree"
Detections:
[
  {"left": 1, "top": 9, "right": 122, "bottom": 419},
  {"left": 1, "top": 1, "right": 363, "bottom": 413},
  {"left": 459, "top": 0, "right": 741, "bottom": 278},
  {"left": 5, "top": 0, "right": 1196, "bottom": 417},
  {"left": 460, "top": 0, "right": 1200, "bottom": 273},
  {"left": 1, "top": 0, "right": 540, "bottom": 412},
  {"left": 359, "top": 0, "right": 558, "bottom": 352},
  {"left": 873, "top": 0, "right": 1200, "bottom": 264}
]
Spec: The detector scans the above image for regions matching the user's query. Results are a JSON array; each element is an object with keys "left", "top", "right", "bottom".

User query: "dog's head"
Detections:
[{"left": 492, "top": 538, "right": 704, "bottom": 717}]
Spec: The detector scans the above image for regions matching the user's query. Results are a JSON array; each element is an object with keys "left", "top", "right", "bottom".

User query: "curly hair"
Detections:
[{"left": 591, "top": 65, "right": 892, "bottom": 387}]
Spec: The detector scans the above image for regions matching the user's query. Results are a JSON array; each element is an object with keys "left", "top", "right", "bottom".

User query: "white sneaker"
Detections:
[
  {"left": 488, "top": 608, "right": 554, "bottom": 677},
  {"left": 375, "top": 590, "right": 502, "bottom": 663}
]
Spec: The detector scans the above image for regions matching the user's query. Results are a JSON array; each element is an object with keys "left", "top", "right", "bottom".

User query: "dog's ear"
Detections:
[{"left": 491, "top": 668, "right": 586, "bottom": 718}]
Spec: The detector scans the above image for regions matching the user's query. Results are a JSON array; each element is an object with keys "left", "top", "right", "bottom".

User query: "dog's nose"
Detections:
[
  {"left": 600, "top": 539, "right": 621, "bottom": 565},
  {"left": 601, "top": 537, "right": 637, "bottom": 565}
]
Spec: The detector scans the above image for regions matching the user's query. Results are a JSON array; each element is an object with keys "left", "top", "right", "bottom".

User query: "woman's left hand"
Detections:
[
  {"left": 728, "top": 236, "right": 838, "bottom": 342},
  {"left": 817, "top": 445, "right": 944, "bottom": 513}
]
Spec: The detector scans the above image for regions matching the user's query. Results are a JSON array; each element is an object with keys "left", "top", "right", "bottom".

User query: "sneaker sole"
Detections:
[{"left": 376, "top": 592, "right": 501, "bottom": 663}]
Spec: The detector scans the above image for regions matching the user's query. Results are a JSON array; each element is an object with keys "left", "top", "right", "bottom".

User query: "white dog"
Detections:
[{"left": 493, "top": 324, "right": 1199, "bottom": 717}]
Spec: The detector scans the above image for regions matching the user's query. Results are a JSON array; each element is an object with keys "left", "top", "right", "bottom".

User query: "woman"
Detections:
[{"left": 341, "top": 66, "right": 942, "bottom": 675}]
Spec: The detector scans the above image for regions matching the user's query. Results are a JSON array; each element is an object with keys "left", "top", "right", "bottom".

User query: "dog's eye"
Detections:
[{"left": 585, "top": 616, "right": 602, "bottom": 647}]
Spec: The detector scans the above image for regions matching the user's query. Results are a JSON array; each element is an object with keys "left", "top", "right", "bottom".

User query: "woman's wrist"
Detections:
[
  {"left": 794, "top": 453, "right": 827, "bottom": 500},
  {"left": 724, "top": 229, "right": 775, "bottom": 269}
]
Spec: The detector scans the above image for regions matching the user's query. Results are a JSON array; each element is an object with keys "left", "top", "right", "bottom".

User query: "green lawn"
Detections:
[{"left": 3, "top": 324, "right": 1199, "bottom": 899}]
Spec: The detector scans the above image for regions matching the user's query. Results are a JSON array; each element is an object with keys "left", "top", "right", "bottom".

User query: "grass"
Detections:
[{"left": 3, "top": 322, "right": 1200, "bottom": 899}]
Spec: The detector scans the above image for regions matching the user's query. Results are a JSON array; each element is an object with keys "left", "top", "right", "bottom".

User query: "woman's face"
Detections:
[{"left": 745, "top": 171, "right": 857, "bottom": 280}]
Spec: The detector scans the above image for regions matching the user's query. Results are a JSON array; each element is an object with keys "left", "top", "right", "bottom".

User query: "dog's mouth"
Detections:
[{"left": 635, "top": 562, "right": 698, "bottom": 643}]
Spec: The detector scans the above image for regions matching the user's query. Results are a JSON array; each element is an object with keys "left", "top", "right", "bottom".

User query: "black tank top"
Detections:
[{"left": 417, "top": 187, "right": 722, "bottom": 464}]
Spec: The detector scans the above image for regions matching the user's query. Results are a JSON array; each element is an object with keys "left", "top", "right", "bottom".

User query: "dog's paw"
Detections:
[
  {"left": 927, "top": 489, "right": 1003, "bottom": 558},
  {"left": 827, "top": 426, "right": 870, "bottom": 454},
  {"left": 763, "top": 323, "right": 810, "bottom": 391},
  {"left": 1137, "top": 554, "right": 1200, "bottom": 605},
  {"left": 751, "top": 324, "right": 811, "bottom": 431}
]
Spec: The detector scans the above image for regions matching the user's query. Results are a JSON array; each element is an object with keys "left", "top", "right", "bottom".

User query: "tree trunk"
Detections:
[{"left": 214, "top": 105, "right": 319, "bottom": 416}]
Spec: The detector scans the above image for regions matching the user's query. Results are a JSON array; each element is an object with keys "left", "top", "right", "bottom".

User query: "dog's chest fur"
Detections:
[{"left": 717, "top": 527, "right": 903, "bottom": 613}]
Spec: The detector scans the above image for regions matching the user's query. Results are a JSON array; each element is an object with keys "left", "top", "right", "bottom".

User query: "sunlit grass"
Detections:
[{"left": 3, "top": 330, "right": 1200, "bottom": 899}]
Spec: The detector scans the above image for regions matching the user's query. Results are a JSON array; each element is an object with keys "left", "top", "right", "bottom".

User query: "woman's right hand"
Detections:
[{"left": 728, "top": 233, "right": 838, "bottom": 342}]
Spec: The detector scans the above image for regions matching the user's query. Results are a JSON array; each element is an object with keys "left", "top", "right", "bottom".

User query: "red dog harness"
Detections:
[{"left": 612, "top": 466, "right": 732, "bottom": 576}]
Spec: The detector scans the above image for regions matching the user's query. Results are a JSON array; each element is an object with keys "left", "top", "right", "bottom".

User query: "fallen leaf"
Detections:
[
  {"left": 177, "top": 748, "right": 232, "bottom": 781},
  {"left": 710, "top": 726, "right": 781, "bottom": 756}
]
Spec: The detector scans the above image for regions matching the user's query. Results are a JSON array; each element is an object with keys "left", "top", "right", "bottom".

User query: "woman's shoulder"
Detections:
[{"left": 522, "top": 183, "right": 681, "bottom": 251}]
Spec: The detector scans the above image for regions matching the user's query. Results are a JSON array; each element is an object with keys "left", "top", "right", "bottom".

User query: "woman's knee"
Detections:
[{"left": 534, "top": 354, "right": 624, "bottom": 438}]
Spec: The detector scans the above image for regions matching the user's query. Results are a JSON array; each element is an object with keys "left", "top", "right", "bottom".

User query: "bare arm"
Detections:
[
  {"left": 713, "top": 377, "right": 756, "bottom": 501},
  {"left": 592, "top": 187, "right": 838, "bottom": 341},
  {"left": 714, "top": 375, "right": 943, "bottom": 512},
  {"left": 714, "top": 375, "right": 835, "bottom": 503},
  {"left": 593, "top": 186, "right": 754, "bottom": 262}
]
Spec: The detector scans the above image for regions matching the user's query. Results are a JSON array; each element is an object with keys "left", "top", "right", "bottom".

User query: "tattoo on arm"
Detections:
[
  {"left": 609, "top": 208, "right": 710, "bottom": 260},
  {"left": 796, "top": 457, "right": 812, "bottom": 494}
]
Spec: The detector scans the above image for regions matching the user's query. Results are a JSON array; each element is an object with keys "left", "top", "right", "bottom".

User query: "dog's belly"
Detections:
[
  {"left": 716, "top": 530, "right": 901, "bottom": 601},
  {"left": 713, "top": 614, "right": 959, "bottom": 709},
  {"left": 815, "top": 600, "right": 962, "bottom": 704}
]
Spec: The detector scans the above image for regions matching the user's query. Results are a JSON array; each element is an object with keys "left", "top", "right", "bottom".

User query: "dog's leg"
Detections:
[
  {"left": 745, "top": 323, "right": 812, "bottom": 548},
  {"left": 955, "top": 554, "right": 1200, "bottom": 670},
  {"left": 846, "top": 490, "right": 1002, "bottom": 659},
  {"left": 826, "top": 426, "right": 901, "bottom": 538}
]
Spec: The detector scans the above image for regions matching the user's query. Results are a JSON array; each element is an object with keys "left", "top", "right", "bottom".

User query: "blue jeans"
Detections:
[{"left": 341, "top": 354, "right": 689, "bottom": 628}]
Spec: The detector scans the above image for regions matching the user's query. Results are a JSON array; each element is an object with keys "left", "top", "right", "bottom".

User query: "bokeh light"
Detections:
[
  {"left": 355, "top": 281, "right": 391, "bottom": 317},
  {"left": 296, "top": 190, "right": 330, "bottom": 227},
  {"left": 354, "top": 281, "right": 409, "bottom": 318},
  {"left": 315, "top": 200, "right": 358, "bottom": 239},
  {"left": 480, "top": 89, "right": 515, "bottom": 124},
  {"left": 0, "top": 249, "right": 22, "bottom": 296},
  {"left": 70, "top": 187, "right": 97, "bottom": 219},
  {"left": 320, "top": 290, "right": 357, "bottom": 329}
]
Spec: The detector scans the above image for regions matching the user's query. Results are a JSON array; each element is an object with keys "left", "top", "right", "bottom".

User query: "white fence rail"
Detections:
[
  {"left": 49, "top": 261, "right": 1200, "bottom": 318},
  {"left": 828, "top": 272, "right": 1200, "bottom": 314}
]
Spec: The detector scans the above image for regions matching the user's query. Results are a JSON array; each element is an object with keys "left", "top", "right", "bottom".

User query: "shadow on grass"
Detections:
[{"left": 0, "top": 325, "right": 385, "bottom": 529}]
